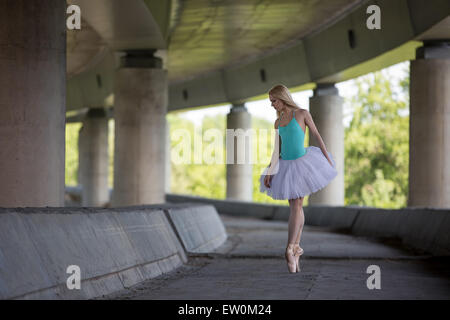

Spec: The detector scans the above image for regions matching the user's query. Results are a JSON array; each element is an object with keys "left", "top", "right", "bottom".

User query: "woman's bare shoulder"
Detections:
[
  {"left": 274, "top": 118, "right": 280, "bottom": 129},
  {"left": 295, "top": 108, "right": 307, "bottom": 119},
  {"left": 295, "top": 109, "right": 308, "bottom": 130}
]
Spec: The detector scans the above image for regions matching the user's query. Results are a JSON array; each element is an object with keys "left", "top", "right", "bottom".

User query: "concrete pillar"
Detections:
[
  {"left": 165, "top": 118, "right": 171, "bottom": 193},
  {"left": 226, "top": 103, "right": 253, "bottom": 201},
  {"left": 112, "top": 51, "right": 168, "bottom": 206},
  {"left": 78, "top": 108, "right": 109, "bottom": 207},
  {"left": 308, "top": 84, "right": 345, "bottom": 205},
  {"left": 78, "top": 126, "right": 85, "bottom": 191},
  {"left": 409, "top": 41, "right": 450, "bottom": 208},
  {"left": 0, "top": 1, "right": 66, "bottom": 207}
]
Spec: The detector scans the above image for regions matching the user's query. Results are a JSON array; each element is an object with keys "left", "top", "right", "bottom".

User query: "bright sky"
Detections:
[{"left": 177, "top": 61, "right": 409, "bottom": 128}]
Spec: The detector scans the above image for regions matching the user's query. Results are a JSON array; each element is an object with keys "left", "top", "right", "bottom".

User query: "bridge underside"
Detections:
[
  {"left": 0, "top": 0, "right": 449, "bottom": 302},
  {"left": 0, "top": 0, "right": 449, "bottom": 208}
]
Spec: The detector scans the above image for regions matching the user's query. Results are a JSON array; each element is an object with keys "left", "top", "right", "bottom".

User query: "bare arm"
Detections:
[
  {"left": 267, "top": 119, "right": 281, "bottom": 175},
  {"left": 304, "top": 110, "right": 334, "bottom": 167}
]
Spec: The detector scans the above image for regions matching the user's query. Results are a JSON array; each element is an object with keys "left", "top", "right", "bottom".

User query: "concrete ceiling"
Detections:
[
  {"left": 67, "top": 0, "right": 170, "bottom": 77},
  {"left": 168, "top": 0, "right": 365, "bottom": 83},
  {"left": 67, "top": 17, "right": 109, "bottom": 77},
  {"left": 66, "top": 0, "right": 450, "bottom": 112},
  {"left": 415, "top": 15, "right": 450, "bottom": 40},
  {"left": 67, "top": 0, "right": 366, "bottom": 81}
]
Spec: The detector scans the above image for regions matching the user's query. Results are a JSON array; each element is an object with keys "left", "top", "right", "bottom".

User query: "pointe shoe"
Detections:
[
  {"left": 285, "top": 244, "right": 297, "bottom": 273},
  {"left": 294, "top": 244, "right": 304, "bottom": 273}
]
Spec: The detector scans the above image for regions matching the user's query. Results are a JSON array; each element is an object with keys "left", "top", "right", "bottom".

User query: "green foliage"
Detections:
[
  {"left": 169, "top": 64, "right": 410, "bottom": 209},
  {"left": 344, "top": 64, "right": 410, "bottom": 208},
  {"left": 108, "top": 119, "right": 114, "bottom": 188},
  {"left": 65, "top": 123, "right": 82, "bottom": 186},
  {"left": 64, "top": 64, "right": 410, "bottom": 209},
  {"left": 168, "top": 113, "right": 226, "bottom": 199},
  {"left": 168, "top": 110, "right": 310, "bottom": 205}
]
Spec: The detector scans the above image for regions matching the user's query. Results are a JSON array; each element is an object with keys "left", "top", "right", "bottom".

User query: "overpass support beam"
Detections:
[
  {"left": 78, "top": 108, "right": 109, "bottom": 207},
  {"left": 308, "top": 84, "right": 345, "bottom": 205},
  {"left": 226, "top": 103, "right": 253, "bottom": 201},
  {"left": 409, "top": 41, "right": 450, "bottom": 208},
  {"left": 0, "top": 1, "right": 66, "bottom": 207},
  {"left": 112, "top": 51, "right": 167, "bottom": 206}
]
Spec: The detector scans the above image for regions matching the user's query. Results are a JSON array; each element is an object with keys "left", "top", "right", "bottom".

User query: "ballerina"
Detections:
[{"left": 259, "top": 84, "right": 338, "bottom": 273}]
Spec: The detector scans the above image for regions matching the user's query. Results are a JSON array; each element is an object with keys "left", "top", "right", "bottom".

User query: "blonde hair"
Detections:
[{"left": 268, "top": 84, "right": 301, "bottom": 119}]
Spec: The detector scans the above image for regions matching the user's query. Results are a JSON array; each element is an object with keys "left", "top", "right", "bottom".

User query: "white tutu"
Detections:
[{"left": 259, "top": 146, "right": 338, "bottom": 200}]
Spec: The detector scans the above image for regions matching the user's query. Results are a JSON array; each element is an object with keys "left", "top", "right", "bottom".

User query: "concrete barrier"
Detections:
[
  {"left": 0, "top": 203, "right": 227, "bottom": 299},
  {"left": 166, "top": 194, "right": 279, "bottom": 220},
  {"left": 351, "top": 207, "right": 450, "bottom": 255},
  {"left": 64, "top": 190, "right": 450, "bottom": 256},
  {"left": 165, "top": 204, "right": 227, "bottom": 253},
  {"left": 166, "top": 194, "right": 357, "bottom": 226},
  {"left": 166, "top": 194, "right": 450, "bottom": 256},
  {"left": 302, "top": 205, "right": 360, "bottom": 229},
  {"left": 111, "top": 203, "right": 228, "bottom": 254}
]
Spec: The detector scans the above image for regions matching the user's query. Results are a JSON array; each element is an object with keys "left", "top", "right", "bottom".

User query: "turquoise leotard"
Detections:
[{"left": 278, "top": 110, "right": 307, "bottom": 160}]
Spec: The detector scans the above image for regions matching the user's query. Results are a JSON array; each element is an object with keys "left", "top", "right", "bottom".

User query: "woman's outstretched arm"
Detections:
[
  {"left": 267, "top": 120, "right": 281, "bottom": 175},
  {"left": 304, "top": 110, "right": 334, "bottom": 167}
]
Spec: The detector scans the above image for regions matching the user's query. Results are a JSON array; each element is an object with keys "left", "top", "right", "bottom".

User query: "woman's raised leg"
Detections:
[
  {"left": 287, "top": 197, "right": 304, "bottom": 244},
  {"left": 287, "top": 197, "right": 305, "bottom": 273},
  {"left": 295, "top": 205, "right": 305, "bottom": 246}
]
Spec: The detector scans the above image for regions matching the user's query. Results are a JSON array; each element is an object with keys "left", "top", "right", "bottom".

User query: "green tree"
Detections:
[
  {"left": 65, "top": 122, "right": 82, "bottom": 186},
  {"left": 168, "top": 109, "right": 312, "bottom": 205},
  {"left": 168, "top": 112, "right": 227, "bottom": 199},
  {"left": 344, "top": 64, "right": 410, "bottom": 208}
]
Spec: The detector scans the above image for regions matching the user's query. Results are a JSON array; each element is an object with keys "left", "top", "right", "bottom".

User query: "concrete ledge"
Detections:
[
  {"left": 166, "top": 194, "right": 279, "bottom": 220},
  {"left": 166, "top": 194, "right": 450, "bottom": 256},
  {"left": 352, "top": 207, "right": 450, "bottom": 255},
  {"left": 166, "top": 194, "right": 357, "bottom": 227},
  {"left": 64, "top": 191, "right": 450, "bottom": 256},
  {"left": 0, "top": 206, "right": 188, "bottom": 299},
  {"left": 302, "top": 205, "right": 359, "bottom": 229},
  {"left": 113, "top": 202, "right": 229, "bottom": 253},
  {"left": 165, "top": 204, "right": 227, "bottom": 253}
]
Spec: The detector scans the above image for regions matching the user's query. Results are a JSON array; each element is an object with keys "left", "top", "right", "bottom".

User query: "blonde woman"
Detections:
[{"left": 259, "top": 84, "right": 337, "bottom": 273}]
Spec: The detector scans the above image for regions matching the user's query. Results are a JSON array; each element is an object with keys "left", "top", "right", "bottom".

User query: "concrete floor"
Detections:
[{"left": 100, "top": 214, "right": 450, "bottom": 300}]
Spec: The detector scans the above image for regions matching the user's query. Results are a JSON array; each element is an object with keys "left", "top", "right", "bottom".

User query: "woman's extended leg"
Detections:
[
  {"left": 295, "top": 205, "right": 305, "bottom": 246},
  {"left": 287, "top": 197, "right": 305, "bottom": 273},
  {"left": 287, "top": 197, "right": 304, "bottom": 244}
]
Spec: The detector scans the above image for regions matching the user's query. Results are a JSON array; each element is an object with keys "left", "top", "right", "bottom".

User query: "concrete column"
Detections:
[
  {"left": 78, "top": 126, "right": 86, "bottom": 191},
  {"left": 308, "top": 84, "right": 345, "bottom": 205},
  {"left": 226, "top": 103, "right": 253, "bottom": 201},
  {"left": 409, "top": 41, "right": 450, "bottom": 208},
  {"left": 78, "top": 108, "right": 109, "bottom": 207},
  {"left": 165, "top": 118, "right": 171, "bottom": 193},
  {"left": 112, "top": 51, "right": 168, "bottom": 206},
  {"left": 0, "top": 1, "right": 66, "bottom": 207}
]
